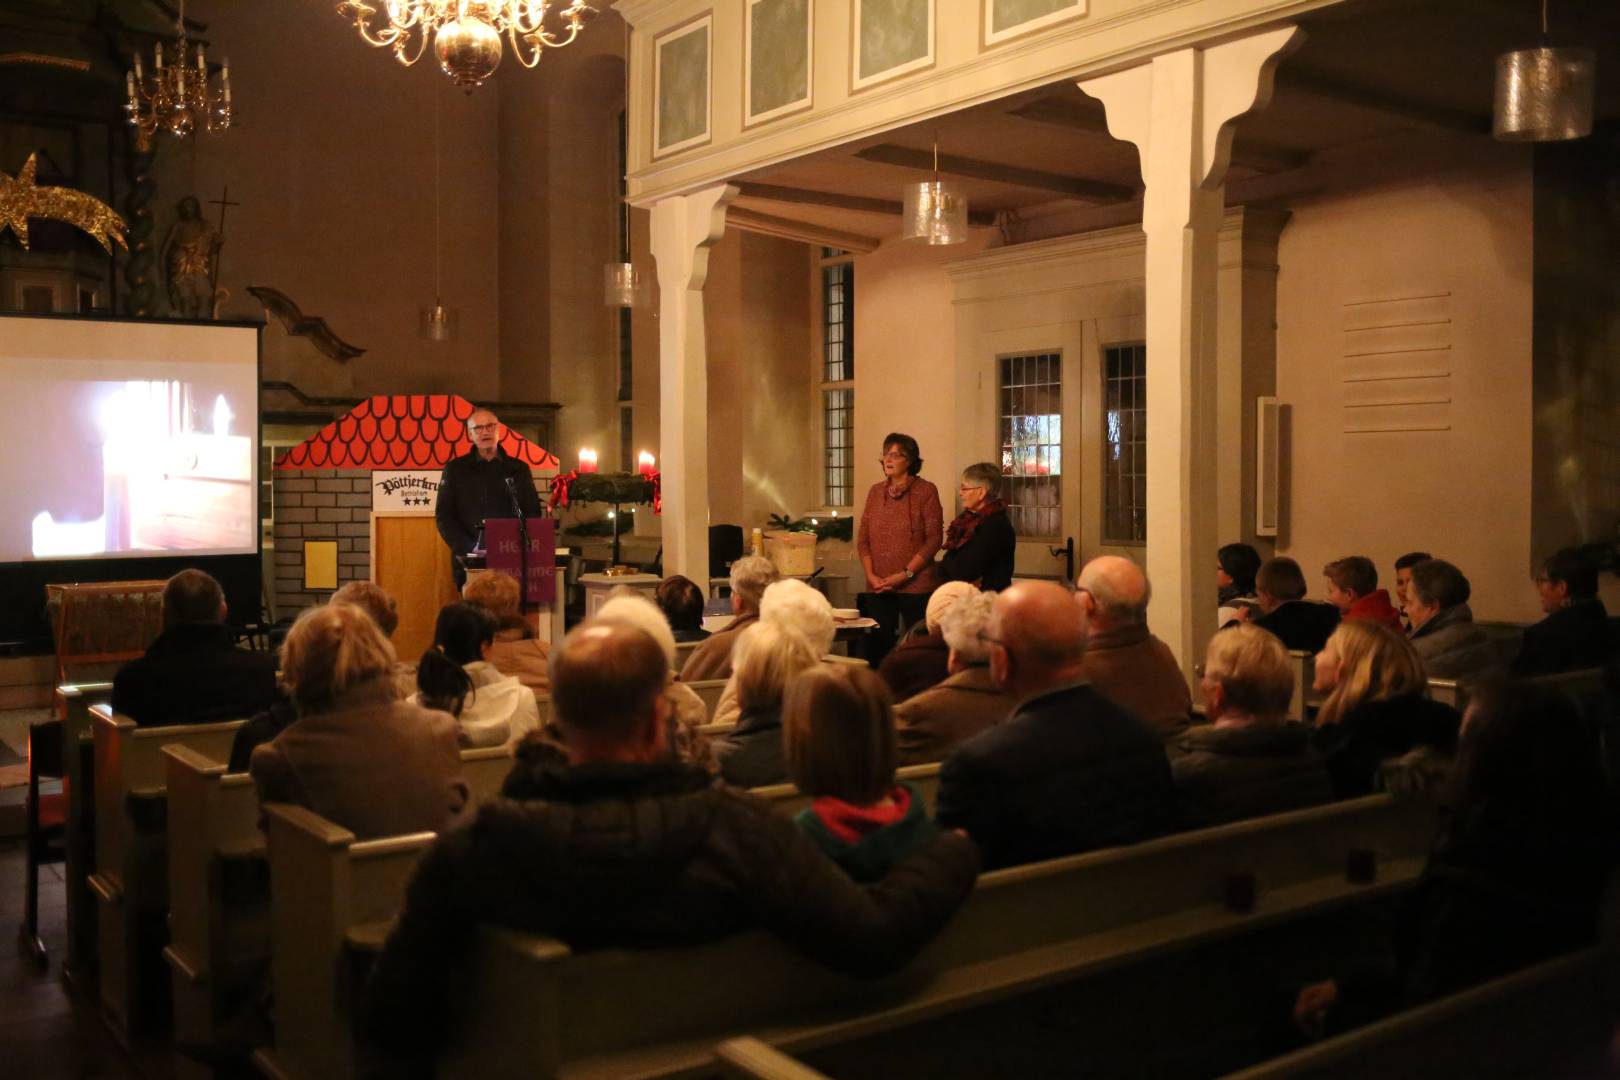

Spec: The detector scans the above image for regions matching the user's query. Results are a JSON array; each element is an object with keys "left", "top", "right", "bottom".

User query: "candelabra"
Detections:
[
  {"left": 125, "top": 1, "right": 232, "bottom": 152},
  {"left": 336, "top": 1, "right": 596, "bottom": 91}
]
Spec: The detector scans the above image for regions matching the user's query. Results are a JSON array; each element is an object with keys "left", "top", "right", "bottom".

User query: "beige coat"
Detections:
[
  {"left": 893, "top": 665, "right": 1019, "bottom": 765},
  {"left": 678, "top": 612, "right": 760, "bottom": 682},
  {"left": 1078, "top": 623, "right": 1192, "bottom": 738},
  {"left": 250, "top": 676, "right": 469, "bottom": 840},
  {"left": 487, "top": 627, "right": 550, "bottom": 698}
]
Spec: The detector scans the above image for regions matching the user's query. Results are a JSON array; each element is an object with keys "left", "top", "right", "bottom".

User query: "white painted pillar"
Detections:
[
  {"left": 650, "top": 184, "right": 738, "bottom": 586},
  {"left": 1080, "top": 26, "right": 1301, "bottom": 678}
]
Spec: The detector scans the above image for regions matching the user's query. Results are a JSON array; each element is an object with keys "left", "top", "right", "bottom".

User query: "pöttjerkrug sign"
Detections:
[{"left": 372, "top": 470, "right": 440, "bottom": 513}]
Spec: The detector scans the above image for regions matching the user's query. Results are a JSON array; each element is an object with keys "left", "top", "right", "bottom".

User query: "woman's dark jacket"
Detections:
[
  {"left": 1312, "top": 695, "right": 1460, "bottom": 799},
  {"left": 938, "top": 509, "right": 1016, "bottom": 592},
  {"left": 360, "top": 760, "right": 979, "bottom": 1060},
  {"left": 716, "top": 706, "right": 788, "bottom": 789},
  {"left": 1169, "top": 722, "right": 1334, "bottom": 828}
]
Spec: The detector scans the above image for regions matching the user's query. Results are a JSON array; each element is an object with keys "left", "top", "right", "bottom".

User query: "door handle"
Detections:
[{"left": 1048, "top": 537, "right": 1075, "bottom": 581}]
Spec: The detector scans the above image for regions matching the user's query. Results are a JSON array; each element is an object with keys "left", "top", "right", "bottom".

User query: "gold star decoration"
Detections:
[{"left": 0, "top": 152, "right": 129, "bottom": 254}]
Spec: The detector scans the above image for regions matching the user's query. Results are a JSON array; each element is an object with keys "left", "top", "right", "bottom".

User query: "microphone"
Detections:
[{"left": 503, "top": 476, "right": 517, "bottom": 496}]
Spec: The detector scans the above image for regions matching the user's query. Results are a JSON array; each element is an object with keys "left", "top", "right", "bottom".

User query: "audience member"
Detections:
[
  {"left": 360, "top": 621, "right": 979, "bottom": 1062},
  {"left": 250, "top": 604, "right": 468, "bottom": 839},
  {"left": 1170, "top": 625, "right": 1332, "bottom": 827},
  {"left": 938, "top": 462, "right": 1016, "bottom": 592},
  {"left": 1241, "top": 557, "right": 1340, "bottom": 652},
  {"left": 714, "top": 622, "right": 821, "bottom": 788},
  {"left": 1295, "top": 678, "right": 1617, "bottom": 1036},
  {"left": 1405, "top": 559, "right": 1497, "bottom": 681},
  {"left": 656, "top": 575, "right": 711, "bottom": 643},
  {"left": 463, "top": 571, "right": 549, "bottom": 698},
  {"left": 1310, "top": 620, "right": 1459, "bottom": 799},
  {"left": 228, "top": 580, "right": 406, "bottom": 772},
  {"left": 788, "top": 664, "right": 939, "bottom": 882},
  {"left": 415, "top": 601, "right": 540, "bottom": 748},
  {"left": 596, "top": 593, "right": 715, "bottom": 771},
  {"left": 934, "top": 581, "right": 1178, "bottom": 870},
  {"left": 711, "top": 579, "right": 839, "bottom": 728},
  {"left": 857, "top": 432, "right": 944, "bottom": 664},
  {"left": 112, "top": 569, "right": 278, "bottom": 728},
  {"left": 1323, "top": 556, "right": 1403, "bottom": 632},
  {"left": 894, "top": 592, "right": 1017, "bottom": 765},
  {"left": 1392, "top": 551, "right": 1432, "bottom": 631},
  {"left": 877, "top": 580, "right": 978, "bottom": 703},
  {"left": 1217, "top": 542, "right": 1263, "bottom": 611},
  {"left": 1514, "top": 547, "right": 1612, "bottom": 675},
  {"left": 1075, "top": 556, "right": 1193, "bottom": 738},
  {"left": 679, "top": 554, "right": 778, "bottom": 681}
]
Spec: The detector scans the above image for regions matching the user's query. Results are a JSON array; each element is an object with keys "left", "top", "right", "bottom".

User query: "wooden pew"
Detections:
[
  {"left": 255, "top": 803, "right": 436, "bottom": 1080},
  {"left": 674, "top": 640, "right": 701, "bottom": 673},
  {"left": 716, "top": 1037, "right": 833, "bottom": 1080},
  {"left": 164, "top": 742, "right": 513, "bottom": 1074},
  {"left": 1426, "top": 677, "right": 1466, "bottom": 712},
  {"left": 88, "top": 706, "right": 243, "bottom": 1040},
  {"left": 686, "top": 679, "right": 728, "bottom": 718},
  {"left": 57, "top": 680, "right": 114, "bottom": 984},
  {"left": 750, "top": 763, "right": 943, "bottom": 818},
  {"left": 1286, "top": 651, "right": 1313, "bottom": 723},
  {"left": 437, "top": 792, "right": 1438, "bottom": 1079},
  {"left": 1224, "top": 945, "right": 1618, "bottom": 1079}
]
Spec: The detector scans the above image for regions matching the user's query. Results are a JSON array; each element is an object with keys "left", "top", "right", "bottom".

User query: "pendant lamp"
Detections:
[
  {"left": 1493, "top": 0, "right": 1595, "bottom": 142},
  {"left": 901, "top": 138, "right": 969, "bottom": 245}
]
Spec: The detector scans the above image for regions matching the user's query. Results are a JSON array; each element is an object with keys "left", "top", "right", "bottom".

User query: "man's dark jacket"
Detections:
[
  {"left": 1253, "top": 600, "right": 1340, "bottom": 654},
  {"left": 434, "top": 447, "right": 544, "bottom": 557},
  {"left": 360, "top": 760, "right": 979, "bottom": 1059},
  {"left": 1512, "top": 598, "right": 1612, "bottom": 676},
  {"left": 877, "top": 629, "right": 951, "bottom": 703},
  {"left": 934, "top": 682, "right": 1179, "bottom": 870},
  {"left": 1169, "top": 722, "right": 1334, "bottom": 828},
  {"left": 111, "top": 623, "right": 278, "bottom": 727}
]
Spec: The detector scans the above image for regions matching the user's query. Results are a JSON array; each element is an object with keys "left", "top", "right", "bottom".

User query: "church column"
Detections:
[
  {"left": 1079, "top": 26, "right": 1301, "bottom": 678},
  {"left": 649, "top": 184, "right": 738, "bottom": 587}
]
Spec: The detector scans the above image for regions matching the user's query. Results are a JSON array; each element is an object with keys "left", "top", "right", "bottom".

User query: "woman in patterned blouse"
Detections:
[{"left": 856, "top": 432, "right": 944, "bottom": 663}]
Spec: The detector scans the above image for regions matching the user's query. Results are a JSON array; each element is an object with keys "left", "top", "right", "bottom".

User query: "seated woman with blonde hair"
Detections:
[
  {"left": 787, "top": 664, "right": 939, "bottom": 882},
  {"left": 714, "top": 621, "right": 821, "bottom": 789},
  {"left": 1310, "top": 620, "right": 1459, "bottom": 799},
  {"left": 415, "top": 601, "right": 540, "bottom": 749},
  {"left": 462, "top": 571, "right": 549, "bottom": 698},
  {"left": 251, "top": 603, "right": 468, "bottom": 839}
]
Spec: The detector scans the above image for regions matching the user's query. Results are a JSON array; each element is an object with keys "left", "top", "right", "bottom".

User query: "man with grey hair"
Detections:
[
  {"left": 1075, "top": 555, "right": 1193, "bottom": 738},
  {"left": 934, "top": 581, "right": 1177, "bottom": 869},
  {"left": 679, "top": 554, "right": 780, "bottom": 681},
  {"left": 893, "top": 591, "right": 1019, "bottom": 764}
]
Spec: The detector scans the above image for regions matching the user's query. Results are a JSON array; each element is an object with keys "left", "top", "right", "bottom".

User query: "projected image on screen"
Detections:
[{"left": 0, "top": 318, "right": 259, "bottom": 564}]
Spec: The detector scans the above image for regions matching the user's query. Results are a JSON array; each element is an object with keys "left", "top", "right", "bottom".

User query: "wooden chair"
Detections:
[
  {"left": 750, "top": 763, "right": 943, "bottom": 818},
  {"left": 437, "top": 792, "right": 1438, "bottom": 1078},
  {"left": 88, "top": 706, "right": 244, "bottom": 1040},
  {"left": 46, "top": 581, "right": 165, "bottom": 715},
  {"left": 58, "top": 681, "right": 114, "bottom": 986},
  {"left": 255, "top": 803, "right": 436, "bottom": 1080},
  {"left": 1225, "top": 945, "right": 1616, "bottom": 1079}
]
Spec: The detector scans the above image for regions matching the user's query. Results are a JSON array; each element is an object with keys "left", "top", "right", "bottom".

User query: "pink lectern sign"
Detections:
[{"left": 482, "top": 517, "right": 557, "bottom": 605}]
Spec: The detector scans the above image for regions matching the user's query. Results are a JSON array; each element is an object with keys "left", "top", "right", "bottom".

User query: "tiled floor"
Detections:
[{"left": 0, "top": 840, "right": 151, "bottom": 1078}]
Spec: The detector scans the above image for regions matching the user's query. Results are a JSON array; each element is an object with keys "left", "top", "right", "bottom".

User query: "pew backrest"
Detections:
[
  {"left": 687, "top": 679, "right": 729, "bottom": 718},
  {"left": 57, "top": 681, "right": 113, "bottom": 973},
  {"left": 674, "top": 640, "right": 701, "bottom": 673},
  {"left": 1286, "top": 651, "right": 1312, "bottom": 723},
  {"left": 260, "top": 802, "right": 437, "bottom": 1080},
  {"left": 716, "top": 1037, "right": 832, "bottom": 1080},
  {"left": 462, "top": 745, "right": 516, "bottom": 803},
  {"left": 440, "top": 792, "right": 1438, "bottom": 1079},
  {"left": 749, "top": 762, "right": 942, "bottom": 818}
]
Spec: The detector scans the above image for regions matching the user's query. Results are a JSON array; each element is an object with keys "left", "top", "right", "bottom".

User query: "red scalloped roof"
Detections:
[{"left": 274, "top": 395, "right": 559, "bottom": 471}]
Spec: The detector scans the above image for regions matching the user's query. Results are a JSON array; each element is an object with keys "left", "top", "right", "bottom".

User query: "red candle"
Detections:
[
  {"left": 637, "top": 451, "right": 656, "bottom": 478},
  {"left": 577, "top": 448, "right": 598, "bottom": 474}
]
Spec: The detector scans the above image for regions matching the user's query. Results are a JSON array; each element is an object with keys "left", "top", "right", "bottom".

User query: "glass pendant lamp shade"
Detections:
[
  {"left": 901, "top": 179, "right": 969, "bottom": 245},
  {"left": 1493, "top": 46, "right": 1595, "bottom": 141},
  {"left": 604, "top": 262, "right": 642, "bottom": 307},
  {"left": 420, "top": 300, "right": 458, "bottom": 342}
]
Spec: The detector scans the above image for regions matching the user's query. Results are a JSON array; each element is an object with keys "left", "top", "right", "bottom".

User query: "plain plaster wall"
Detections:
[
  {"left": 1275, "top": 156, "right": 1540, "bottom": 623},
  {"left": 167, "top": 0, "right": 501, "bottom": 399}
]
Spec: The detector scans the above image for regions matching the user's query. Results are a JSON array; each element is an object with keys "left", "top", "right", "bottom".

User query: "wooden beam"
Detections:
[
  {"left": 726, "top": 207, "right": 880, "bottom": 254},
  {"left": 734, "top": 181, "right": 996, "bottom": 226},
  {"left": 1008, "top": 97, "right": 1309, "bottom": 174},
  {"left": 854, "top": 143, "right": 1135, "bottom": 202},
  {"left": 1277, "top": 69, "right": 1489, "bottom": 136}
]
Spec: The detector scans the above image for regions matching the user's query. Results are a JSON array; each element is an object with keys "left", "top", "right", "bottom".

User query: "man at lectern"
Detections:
[{"left": 435, "top": 407, "right": 543, "bottom": 589}]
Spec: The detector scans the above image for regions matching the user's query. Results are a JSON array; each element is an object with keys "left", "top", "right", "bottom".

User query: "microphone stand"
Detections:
[{"left": 504, "top": 476, "right": 529, "bottom": 609}]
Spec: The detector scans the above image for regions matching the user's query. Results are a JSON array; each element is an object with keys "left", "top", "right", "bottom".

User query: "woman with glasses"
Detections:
[
  {"left": 856, "top": 432, "right": 944, "bottom": 663},
  {"left": 938, "top": 462, "right": 1016, "bottom": 592}
]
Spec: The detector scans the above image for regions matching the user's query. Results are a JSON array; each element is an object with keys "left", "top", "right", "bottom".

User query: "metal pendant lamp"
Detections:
[
  {"left": 901, "top": 138, "right": 969, "bottom": 245},
  {"left": 1493, "top": 0, "right": 1595, "bottom": 142}
]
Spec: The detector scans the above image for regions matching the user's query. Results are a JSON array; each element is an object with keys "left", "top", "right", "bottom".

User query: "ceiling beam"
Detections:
[
  {"left": 1007, "top": 97, "right": 1309, "bottom": 174},
  {"left": 734, "top": 181, "right": 997, "bottom": 226},
  {"left": 726, "top": 207, "right": 881, "bottom": 254},
  {"left": 1276, "top": 69, "right": 1489, "bottom": 136},
  {"left": 854, "top": 143, "right": 1135, "bottom": 203}
]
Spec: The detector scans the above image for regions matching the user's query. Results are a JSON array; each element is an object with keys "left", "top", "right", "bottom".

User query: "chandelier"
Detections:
[
  {"left": 124, "top": 0, "right": 232, "bottom": 153},
  {"left": 336, "top": 1, "right": 597, "bottom": 91}
]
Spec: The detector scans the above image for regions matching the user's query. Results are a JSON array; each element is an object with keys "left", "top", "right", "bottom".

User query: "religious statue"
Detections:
[{"left": 161, "top": 195, "right": 222, "bottom": 318}]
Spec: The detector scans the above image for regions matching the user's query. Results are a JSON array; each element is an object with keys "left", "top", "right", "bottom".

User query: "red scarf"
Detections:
[{"left": 944, "top": 498, "right": 1008, "bottom": 551}]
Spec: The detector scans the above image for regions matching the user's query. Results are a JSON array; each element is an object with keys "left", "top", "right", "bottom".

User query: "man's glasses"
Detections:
[{"left": 470, "top": 423, "right": 499, "bottom": 433}]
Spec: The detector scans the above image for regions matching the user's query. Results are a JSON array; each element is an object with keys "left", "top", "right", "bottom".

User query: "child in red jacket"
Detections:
[{"left": 1323, "top": 556, "right": 1404, "bottom": 633}]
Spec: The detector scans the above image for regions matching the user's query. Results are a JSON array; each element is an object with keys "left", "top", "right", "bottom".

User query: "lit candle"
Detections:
[
  {"left": 637, "top": 451, "right": 656, "bottom": 478},
  {"left": 197, "top": 43, "right": 206, "bottom": 72},
  {"left": 577, "top": 448, "right": 598, "bottom": 474},
  {"left": 155, "top": 42, "right": 163, "bottom": 70},
  {"left": 134, "top": 52, "right": 143, "bottom": 80},
  {"left": 126, "top": 71, "right": 135, "bottom": 99}
]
